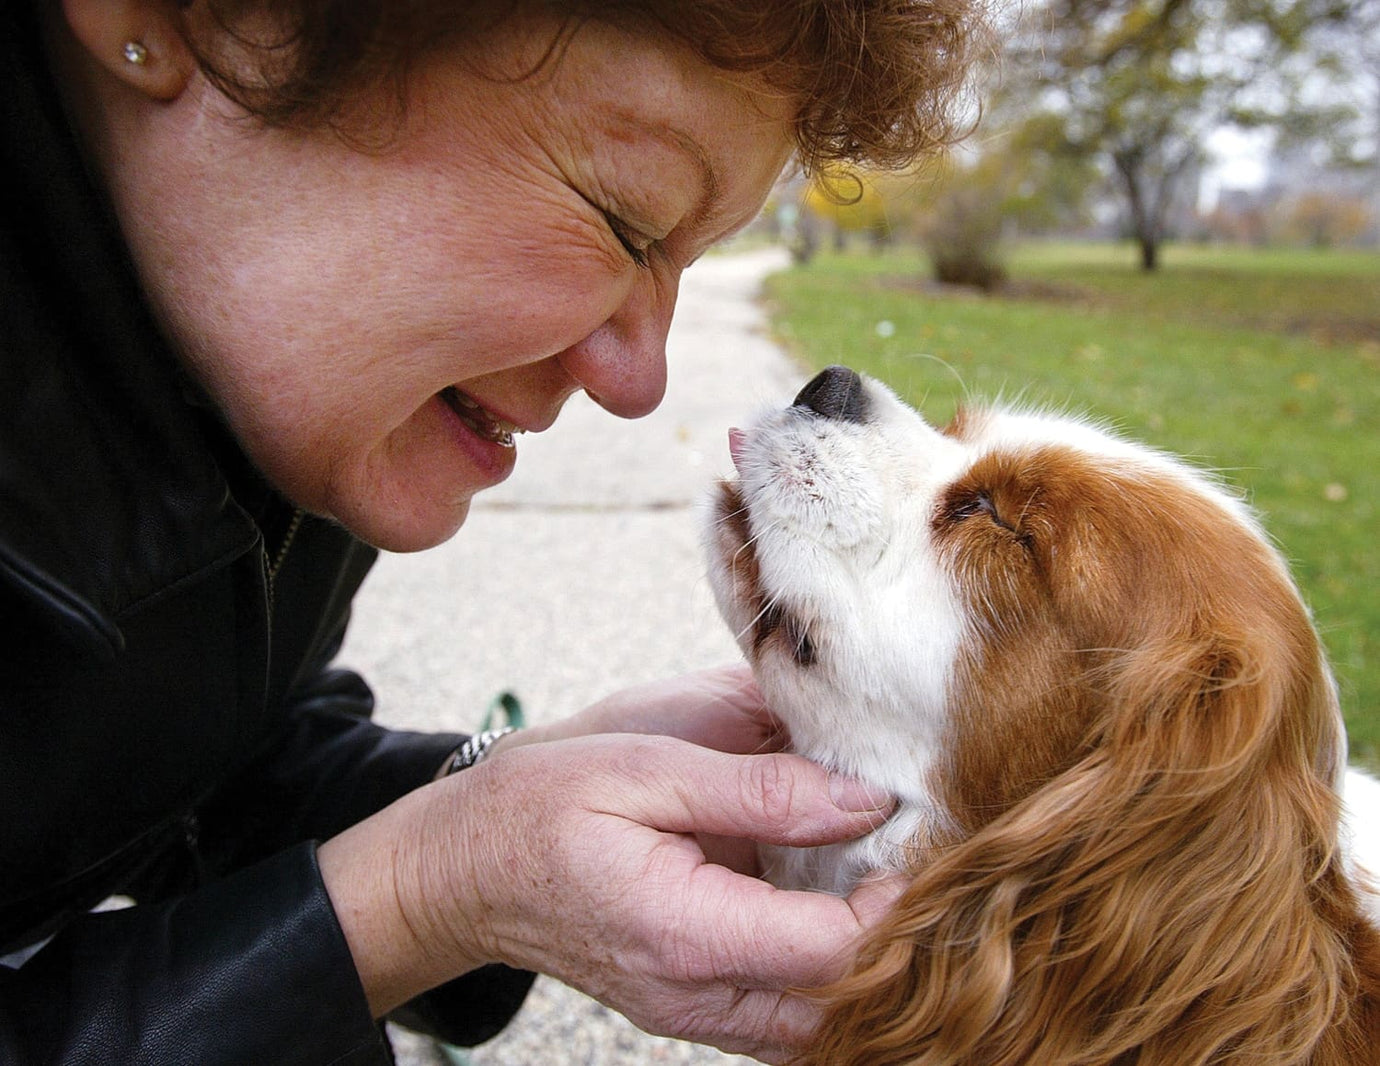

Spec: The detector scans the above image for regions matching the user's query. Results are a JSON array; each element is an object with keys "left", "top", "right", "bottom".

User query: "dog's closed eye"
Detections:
[
  {"left": 788, "top": 621, "right": 816, "bottom": 666},
  {"left": 943, "top": 489, "right": 1004, "bottom": 526},
  {"left": 706, "top": 368, "right": 1380, "bottom": 1066},
  {"left": 937, "top": 487, "right": 1028, "bottom": 544}
]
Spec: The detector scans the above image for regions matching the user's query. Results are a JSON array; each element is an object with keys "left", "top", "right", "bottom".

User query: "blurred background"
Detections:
[{"left": 744, "top": 0, "right": 1379, "bottom": 766}]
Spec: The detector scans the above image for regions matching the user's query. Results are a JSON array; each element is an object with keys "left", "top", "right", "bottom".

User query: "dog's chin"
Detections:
[{"left": 708, "top": 480, "right": 962, "bottom": 896}]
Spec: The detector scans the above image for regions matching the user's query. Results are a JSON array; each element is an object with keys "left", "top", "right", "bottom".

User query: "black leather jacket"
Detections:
[{"left": 0, "top": 6, "right": 532, "bottom": 1061}]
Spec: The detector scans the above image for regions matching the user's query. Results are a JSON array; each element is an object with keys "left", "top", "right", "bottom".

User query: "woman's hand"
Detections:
[
  {"left": 320, "top": 725, "right": 900, "bottom": 1063},
  {"left": 484, "top": 663, "right": 822, "bottom": 876},
  {"left": 498, "top": 662, "right": 784, "bottom": 757}
]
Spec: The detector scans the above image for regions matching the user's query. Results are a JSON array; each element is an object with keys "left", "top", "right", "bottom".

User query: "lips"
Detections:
[{"left": 441, "top": 387, "right": 524, "bottom": 448}]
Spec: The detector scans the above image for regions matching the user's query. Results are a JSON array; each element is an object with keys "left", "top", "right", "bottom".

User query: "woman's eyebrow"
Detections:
[{"left": 612, "top": 111, "right": 722, "bottom": 222}]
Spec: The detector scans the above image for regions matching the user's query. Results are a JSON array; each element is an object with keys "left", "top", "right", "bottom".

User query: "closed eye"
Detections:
[
  {"left": 950, "top": 490, "right": 1005, "bottom": 526},
  {"left": 605, "top": 212, "right": 653, "bottom": 269},
  {"left": 946, "top": 489, "right": 1030, "bottom": 544},
  {"left": 787, "top": 619, "right": 816, "bottom": 667}
]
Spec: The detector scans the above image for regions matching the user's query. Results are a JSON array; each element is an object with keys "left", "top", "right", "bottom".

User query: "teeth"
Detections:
[{"left": 444, "top": 388, "right": 524, "bottom": 448}]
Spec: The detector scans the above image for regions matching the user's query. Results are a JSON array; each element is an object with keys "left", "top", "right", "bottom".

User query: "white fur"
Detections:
[
  {"left": 706, "top": 374, "right": 1380, "bottom": 914},
  {"left": 1343, "top": 768, "right": 1380, "bottom": 924},
  {"left": 707, "top": 381, "right": 969, "bottom": 890}
]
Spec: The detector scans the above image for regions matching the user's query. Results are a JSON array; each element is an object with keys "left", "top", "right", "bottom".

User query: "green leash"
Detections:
[
  {"left": 432, "top": 692, "right": 526, "bottom": 1066},
  {"left": 479, "top": 690, "right": 526, "bottom": 733},
  {"left": 439, "top": 1045, "right": 472, "bottom": 1066}
]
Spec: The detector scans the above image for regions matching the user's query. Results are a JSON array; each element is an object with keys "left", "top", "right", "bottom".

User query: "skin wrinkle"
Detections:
[
  {"left": 608, "top": 113, "right": 723, "bottom": 232},
  {"left": 565, "top": 125, "right": 703, "bottom": 252},
  {"left": 531, "top": 36, "right": 737, "bottom": 274},
  {"left": 73, "top": 12, "right": 792, "bottom": 551},
  {"left": 34, "top": 4, "right": 1022, "bottom": 1060}
]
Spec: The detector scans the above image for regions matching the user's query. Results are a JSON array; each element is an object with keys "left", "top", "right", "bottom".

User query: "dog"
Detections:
[{"left": 706, "top": 365, "right": 1380, "bottom": 1065}]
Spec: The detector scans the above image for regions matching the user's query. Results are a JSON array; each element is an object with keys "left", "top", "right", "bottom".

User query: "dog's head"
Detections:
[
  {"left": 708, "top": 365, "right": 1344, "bottom": 846},
  {"left": 706, "top": 367, "right": 1376, "bottom": 1064}
]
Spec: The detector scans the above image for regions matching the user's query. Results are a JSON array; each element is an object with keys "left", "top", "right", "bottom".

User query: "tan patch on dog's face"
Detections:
[
  {"left": 706, "top": 376, "right": 1345, "bottom": 893},
  {"left": 927, "top": 431, "right": 1315, "bottom": 835},
  {"left": 926, "top": 444, "right": 1116, "bottom": 832}
]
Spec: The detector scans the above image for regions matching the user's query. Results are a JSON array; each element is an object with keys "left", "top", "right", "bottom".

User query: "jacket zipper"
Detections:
[
  {"left": 264, "top": 507, "right": 305, "bottom": 607},
  {"left": 180, "top": 809, "right": 208, "bottom": 887}
]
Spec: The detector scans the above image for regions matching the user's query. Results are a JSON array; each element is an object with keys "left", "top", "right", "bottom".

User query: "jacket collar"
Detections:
[{"left": 0, "top": 4, "right": 259, "bottom": 658}]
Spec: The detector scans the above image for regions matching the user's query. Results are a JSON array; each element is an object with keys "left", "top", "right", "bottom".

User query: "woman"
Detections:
[{"left": 0, "top": 1, "right": 980, "bottom": 1062}]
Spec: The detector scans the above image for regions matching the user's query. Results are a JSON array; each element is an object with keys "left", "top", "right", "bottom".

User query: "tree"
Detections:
[
  {"left": 802, "top": 170, "right": 895, "bottom": 250},
  {"left": 802, "top": 161, "right": 1013, "bottom": 289},
  {"left": 994, "top": 112, "right": 1103, "bottom": 236},
  {"left": 1284, "top": 0, "right": 1380, "bottom": 243},
  {"left": 797, "top": 133, "right": 1097, "bottom": 289},
  {"left": 1282, "top": 192, "right": 1372, "bottom": 247},
  {"left": 999, "top": 0, "right": 1354, "bottom": 269}
]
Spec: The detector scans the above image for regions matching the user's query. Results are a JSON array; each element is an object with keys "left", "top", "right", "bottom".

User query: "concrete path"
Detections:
[{"left": 338, "top": 247, "right": 805, "bottom": 1065}]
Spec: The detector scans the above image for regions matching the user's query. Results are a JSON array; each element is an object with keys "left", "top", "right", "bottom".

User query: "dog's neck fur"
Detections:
[
  {"left": 707, "top": 371, "right": 1380, "bottom": 1063},
  {"left": 760, "top": 801, "right": 944, "bottom": 895}
]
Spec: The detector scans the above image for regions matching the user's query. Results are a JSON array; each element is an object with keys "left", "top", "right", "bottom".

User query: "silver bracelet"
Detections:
[{"left": 441, "top": 726, "right": 516, "bottom": 776}]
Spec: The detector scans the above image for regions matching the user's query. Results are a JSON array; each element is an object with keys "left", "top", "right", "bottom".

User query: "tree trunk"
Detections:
[
  {"left": 1138, "top": 235, "right": 1159, "bottom": 271},
  {"left": 1113, "top": 148, "right": 1161, "bottom": 273},
  {"left": 1113, "top": 141, "right": 1196, "bottom": 273}
]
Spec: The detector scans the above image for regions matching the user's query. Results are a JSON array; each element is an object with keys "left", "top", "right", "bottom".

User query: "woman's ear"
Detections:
[{"left": 60, "top": 0, "right": 196, "bottom": 101}]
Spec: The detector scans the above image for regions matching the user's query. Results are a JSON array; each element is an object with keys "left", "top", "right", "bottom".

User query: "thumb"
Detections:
[{"left": 610, "top": 738, "right": 896, "bottom": 847}]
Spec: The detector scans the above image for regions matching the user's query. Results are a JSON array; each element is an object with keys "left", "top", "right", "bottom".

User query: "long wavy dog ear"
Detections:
[{"left": 797, "top": 633, "right": 1378, "bottom": 1066}]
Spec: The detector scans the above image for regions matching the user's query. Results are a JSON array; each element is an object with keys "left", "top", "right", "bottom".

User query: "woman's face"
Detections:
[{"left": 104, "top": 17, "right": 794, "bottom": 551}]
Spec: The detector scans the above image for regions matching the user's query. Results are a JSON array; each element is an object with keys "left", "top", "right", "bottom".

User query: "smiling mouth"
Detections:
[{"left": 441, "top": 387, "right": 524, "bottom": 448}]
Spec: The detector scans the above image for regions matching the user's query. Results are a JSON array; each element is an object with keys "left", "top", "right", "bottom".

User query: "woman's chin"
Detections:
[{"left": 328, "top": 493, "right": 475, "bottom": 554}]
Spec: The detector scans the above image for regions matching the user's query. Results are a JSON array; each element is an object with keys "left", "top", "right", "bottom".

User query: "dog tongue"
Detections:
[{"left": 728, "top": 428, "right": 748, "bottom": 474}]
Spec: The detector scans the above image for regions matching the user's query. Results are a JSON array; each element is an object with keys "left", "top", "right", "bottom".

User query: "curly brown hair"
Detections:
[{"left": 188, "top": 0, "right": 987, "bottom": 171}]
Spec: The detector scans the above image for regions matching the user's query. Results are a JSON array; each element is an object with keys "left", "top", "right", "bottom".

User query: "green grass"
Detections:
[{"left": 763, "top": 242, "right": 1380, "bottom": 768}]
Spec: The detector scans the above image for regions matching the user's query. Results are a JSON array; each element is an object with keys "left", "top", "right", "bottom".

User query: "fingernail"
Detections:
[{"left": 828, "top": 772, "right": 895, "bottom": 813}]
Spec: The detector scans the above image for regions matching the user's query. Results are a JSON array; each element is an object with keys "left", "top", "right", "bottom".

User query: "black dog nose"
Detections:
[{"left": 793, "top": 365, "right": 868, "bottom": 422}]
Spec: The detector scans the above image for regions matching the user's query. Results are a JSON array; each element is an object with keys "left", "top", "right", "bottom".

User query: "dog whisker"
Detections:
[
  {"left": 700, "top": 365, "right": 1380, "bottom": 1062},
  {"left": 735, "top": 588, "right": 785, "bottom": 647}
]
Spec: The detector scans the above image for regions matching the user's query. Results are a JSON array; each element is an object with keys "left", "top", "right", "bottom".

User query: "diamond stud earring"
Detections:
[{"left": 122, "top": 41, "right": 149, "bottom": 66}]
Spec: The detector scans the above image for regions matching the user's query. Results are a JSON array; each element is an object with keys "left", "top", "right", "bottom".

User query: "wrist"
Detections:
[
  {"left": 435, "top": 726, "right": 517, "bottom": 780},
  {"left": 433, "top": 720, "right": 566, "bottom": 780},
  {"left": 319, "top": 778, "right": 500, "bottom": 1017},
  {"left": 319, "top": 788, "right": 452, "bottom": 1016}
]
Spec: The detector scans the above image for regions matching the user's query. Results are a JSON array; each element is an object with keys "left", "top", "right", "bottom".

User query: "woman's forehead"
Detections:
[{"left": 418, "top": 16, "right": 795, "bottom": 227}]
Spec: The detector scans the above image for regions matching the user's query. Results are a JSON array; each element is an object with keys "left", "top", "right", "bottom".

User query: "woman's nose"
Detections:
[{"left": 558, "top": 269, "right": 679, "bottom": 419}]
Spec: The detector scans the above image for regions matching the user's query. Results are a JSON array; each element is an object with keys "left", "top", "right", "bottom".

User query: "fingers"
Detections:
[
  {"left": 662, "top": 871, "right": 908, "bottom": 1061},
  {"left": 611, "top": 973, "right": 824, "bottom": 1064},
  {"left": 551, "top": 663, "right": 787, "bottom": 756},
  {"left": 687, "top": 660, "right": 759, "bottom": 702},
  {"left": 680, "top": 662, "right": 784, "bottom": 754},
  {"left": 677, "top": 865, "right": 871, "bottom": 986},
  {"left": 598, "top": 735, "right": 895, "bottom": 849},
  {"left": 696, "top": 830, "right": 762, "bottom": 875},
  {"left": 448, "top": 734, "right": 902, "bottom": 1060},
  {"left": 846, "top": 869, "right": 910, "bottom": 927},
  {"left": 687, "top": 986, "right": 827, "bottom": 1064},
  {"left": 654, "top": 662, "right": 784, "bottom": 755}
]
